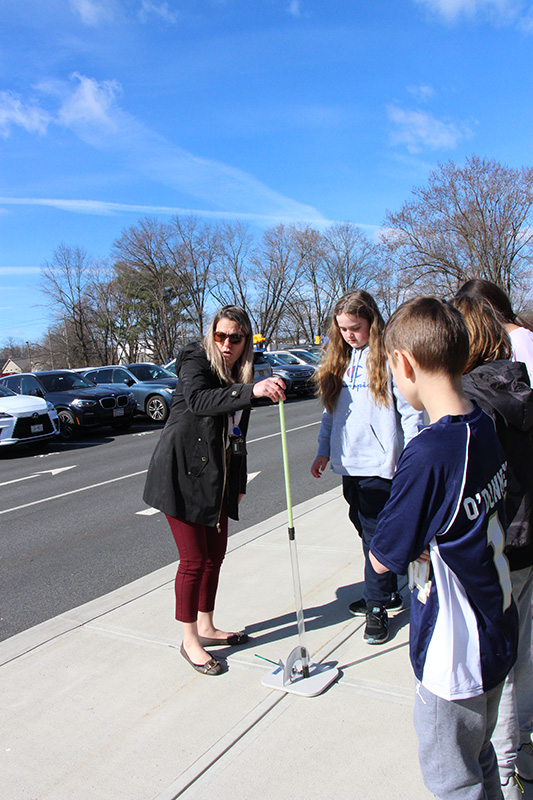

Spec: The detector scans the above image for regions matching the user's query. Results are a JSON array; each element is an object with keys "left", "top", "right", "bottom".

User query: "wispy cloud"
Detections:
[
  {"left": 412, "top": 0, "right": 522, "bottom": 24},
  {"left": 0, "top": 266, "right": 42, "bottom": 275},
  {"left": 0, "top": 72, "right": 326, "bottom": 224},
  {"left": 0, "top": 92, "right": 50, "bottom": 138},
  {"left": 287, "top": 1, "right": 303, "bottom": 17},
  {"left": 56, "top": 73, "right": 121, "bottom": 137},
  {"left": 69, "top": 0, "right": 115, "bottom": 25},
  {"left": 519, "top": 6, "right": 533, "bottom": 31},
  {"left": 0, "top": 196, "right": 328, "bottom": 226},
  {"left": 387, "top": 104, "right": 472, "bottom": 152},
  {"left": 138, "top": 1, "right": 180, "bottom": 24},
  {"left": 407, "top": 84, "right": 435, "bottom": 103}
]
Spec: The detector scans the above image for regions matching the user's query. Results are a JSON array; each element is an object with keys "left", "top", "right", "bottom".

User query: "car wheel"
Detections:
[
  {"left": 58, "top": 409, "right": 77, "bottom": 440},
  {"left": 145, "top": 395, "right": 169, "bottom": 422}
]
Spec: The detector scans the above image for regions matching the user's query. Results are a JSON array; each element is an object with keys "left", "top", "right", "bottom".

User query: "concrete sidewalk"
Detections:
[{"left": 2, "top": 487, "right": 530, "bottom": 800}]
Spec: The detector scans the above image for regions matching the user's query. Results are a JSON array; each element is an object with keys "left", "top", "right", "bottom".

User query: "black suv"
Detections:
[{"left": 0, "top": 370, "right": 137, "bottom": 439}]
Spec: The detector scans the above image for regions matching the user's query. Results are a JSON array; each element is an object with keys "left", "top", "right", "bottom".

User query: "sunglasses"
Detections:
[{"left": 213, "top": 331, "right": 244, "bottom": 344}]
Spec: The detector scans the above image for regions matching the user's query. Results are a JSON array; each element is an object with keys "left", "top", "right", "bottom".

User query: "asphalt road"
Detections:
[{"left": 0, "top": 395, "right": 341, "bottom": 641}]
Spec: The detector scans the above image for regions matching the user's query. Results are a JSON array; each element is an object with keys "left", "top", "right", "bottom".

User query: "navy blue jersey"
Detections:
[{"left": 371, "top": 405, "right": 518, "bottom": 700}]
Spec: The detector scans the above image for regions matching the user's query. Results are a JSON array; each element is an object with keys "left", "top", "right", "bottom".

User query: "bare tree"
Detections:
[
  {"left": 0, "top": 337, "right": 26, "bottom": 364},
  {"left": 210, "top": 221, "right": 254, "bottom": 311},
  {"left": 250, "top": 224, "right": 306, "bottom": 345},
  {"left": 382, "top": 155, "right": 533, "bottom": 298},
  {"left": 168, "top": 215, "right": 220, "bottom": 337},
  {"left": 371, "top": 242, "right": 412, "bottom": 319},
  {"left": 322, "top": 222, "right": 378, "bottom": 297},
  {"left": 283, "top": 225, "right": 329, "bottom": 343},
  {"left": 40, "top": 244, "right": 98, "bottom": 366},
  {"left": 113, "top": 217, "right": 185, "bottom": 363},
  {"left": 32, "top": 321, "right": 73, "bottom": 369}
]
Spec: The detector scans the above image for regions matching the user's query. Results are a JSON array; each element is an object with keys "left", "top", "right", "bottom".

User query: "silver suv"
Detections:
[{"left": 82, "top": 364, "right": 177, "bottom": 423}]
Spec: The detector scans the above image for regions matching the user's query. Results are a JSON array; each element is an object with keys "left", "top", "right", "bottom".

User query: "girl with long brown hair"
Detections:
[
  {"left": 455, "top": 278, "right": 533, "bottom": 383},
  {"left": 311, "top": 290, "right": 423, "bottom": 645}
]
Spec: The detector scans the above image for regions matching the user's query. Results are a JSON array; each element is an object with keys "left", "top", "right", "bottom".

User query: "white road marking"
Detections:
[
  {"left": 0, "top": 419, "right": 318, "bottom": 516},
  {"left": 0, "top": 470, "right": 147, "bottom": 516},
  {"left": 0, "top": 465, "right": 77, "bottom": 488},
  {"left": 136, "top": 471, "right": 262, "bottom": 516},
  {"left": 247, "top": 420, "right": 319, "bottom": 444},
  {"left": 46, "top": 466, "right": 77, "bottom": 477}
]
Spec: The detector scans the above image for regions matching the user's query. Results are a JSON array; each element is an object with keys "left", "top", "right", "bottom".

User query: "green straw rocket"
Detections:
[{"left": 278, "top": 400, "right": 310, "bottom": 678}]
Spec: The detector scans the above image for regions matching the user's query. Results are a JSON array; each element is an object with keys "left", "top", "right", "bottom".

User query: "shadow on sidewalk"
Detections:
[{"left": 219, "top": 581, "right": 411, "bottom": 655}]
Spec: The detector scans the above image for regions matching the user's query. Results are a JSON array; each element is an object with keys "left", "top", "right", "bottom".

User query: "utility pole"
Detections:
[{"left": 26, "top": 341, "right": 32, "bottom": 371}]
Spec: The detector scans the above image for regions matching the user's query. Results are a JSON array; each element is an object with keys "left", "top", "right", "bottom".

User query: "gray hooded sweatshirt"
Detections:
[{"left": 316, "top": 345, "right": 424, "bottom": 479}]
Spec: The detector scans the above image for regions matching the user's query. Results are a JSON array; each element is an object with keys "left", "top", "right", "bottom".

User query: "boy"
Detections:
[{"left": 369, "top": 297, "right": 518, "bottom": 800}]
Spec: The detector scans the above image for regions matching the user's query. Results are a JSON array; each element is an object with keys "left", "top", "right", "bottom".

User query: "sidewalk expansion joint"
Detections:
[{"left": 151, "top": 690, "right": 289, "bottom": 800}]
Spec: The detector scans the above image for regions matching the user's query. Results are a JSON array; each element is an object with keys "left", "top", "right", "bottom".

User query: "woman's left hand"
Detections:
[
  {"left": 252, "top": 377, "right": 286, "bottom": 403},
  {"left": 238, "top": 493, "right": 245, "bottom": 505}
]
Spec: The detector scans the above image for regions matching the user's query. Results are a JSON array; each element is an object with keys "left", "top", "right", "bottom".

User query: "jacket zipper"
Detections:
[{"left": 216, "top": 416, "right": 228, "bottom": 532}]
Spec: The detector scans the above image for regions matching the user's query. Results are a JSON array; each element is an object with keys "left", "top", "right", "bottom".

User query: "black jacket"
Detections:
[
  {"left": 462, "top": 360, "right": 533, "bottom": 570},
  {"left": 143, "top": 343, "right": 254, "bottom": 526}
]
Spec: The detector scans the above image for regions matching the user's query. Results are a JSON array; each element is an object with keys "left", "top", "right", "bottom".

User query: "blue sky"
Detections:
[{"left": 1, "top": 0, "right": 533, "bottom": 343}]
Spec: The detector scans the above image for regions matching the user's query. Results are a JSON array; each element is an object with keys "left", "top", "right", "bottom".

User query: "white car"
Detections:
[
  {"left": 0, "top": 383, "right": 59, "bottom": 447},
  {"left": 285, "top": 348, "right": 322, "bottom": 365}
]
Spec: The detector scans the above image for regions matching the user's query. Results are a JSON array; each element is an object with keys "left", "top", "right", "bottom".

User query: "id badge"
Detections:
[{"left": 231, "top": 437, "right": 246, "bottom": 456}]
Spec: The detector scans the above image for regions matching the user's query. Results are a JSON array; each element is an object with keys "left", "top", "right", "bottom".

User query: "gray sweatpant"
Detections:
[{"left": 414, "top": 680, "right": 504, "bottom": 800}]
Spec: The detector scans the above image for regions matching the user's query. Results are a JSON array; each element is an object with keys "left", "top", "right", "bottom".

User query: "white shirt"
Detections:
[{"left": 510, "top": 326, "right": 533, "bottom": 384}]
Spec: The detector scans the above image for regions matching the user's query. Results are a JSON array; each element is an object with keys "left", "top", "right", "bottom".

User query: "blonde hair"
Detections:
[
  {"left": 203, "top": 306, "right": 254, "bottom": 385},
  {"left": 452, "top": 295, "right": 511, "bottom": 373},
  {"left": 316, "top": 290, "right": 390, "bottom": 413}
]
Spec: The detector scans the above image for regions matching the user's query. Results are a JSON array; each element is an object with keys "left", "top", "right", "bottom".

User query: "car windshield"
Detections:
[
  {"left": 128, "top": 364, "right": 174, "bottom": 381},
  {"left": 0, "top": 384, "right": 16, "bottom": 397},
  {"left": 272, "top": 352, "right": 301, "bottom": 365},
  {"left": 164, "top": 361, "right": 177, "bottom": 375},
  {"left": 38, "top": 372, "right": 96, "bottom": 391},
  {"left": 291, "top": 350, "right": 320, "bottom": 363},
  {"left": 264, "top": 353, "right": 283, "bottom": 365}
]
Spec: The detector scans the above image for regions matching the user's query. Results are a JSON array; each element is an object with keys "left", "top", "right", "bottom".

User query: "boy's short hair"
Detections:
[{"left": 384, "top": 296, "right": 470, "bottom": 376}]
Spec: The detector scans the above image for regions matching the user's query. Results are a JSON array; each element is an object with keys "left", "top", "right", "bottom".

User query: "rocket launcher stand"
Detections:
[{"left": 261, "top": 401, "right": 339, "bottom": 697}]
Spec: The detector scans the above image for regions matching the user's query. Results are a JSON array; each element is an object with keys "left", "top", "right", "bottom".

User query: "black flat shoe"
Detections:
[
  {"left": 180, "top": 643, "right": 223, "bottom": 675},
  {"left": 198, "top": 631, "right": 249, "bottom": 647}
]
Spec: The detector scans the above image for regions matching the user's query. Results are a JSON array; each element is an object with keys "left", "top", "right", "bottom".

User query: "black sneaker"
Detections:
[
  {"left": 349, "top": 591, "right": 403, "bottom": 617},
  {"left": 364, "top": 606, "right": 389, "bottom": 644}
]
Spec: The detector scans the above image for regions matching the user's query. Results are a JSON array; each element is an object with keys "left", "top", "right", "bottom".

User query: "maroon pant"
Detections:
[{"left": 165, "top": 511, "right": 228, "bottom": 623}]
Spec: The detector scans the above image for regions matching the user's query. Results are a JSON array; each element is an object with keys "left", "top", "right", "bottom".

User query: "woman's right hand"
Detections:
[
  {"left": 252, "top": 377, "right": 286, "bottom": 403},
  {"left": 311, "top": 455, "right": 329, "bottom": 478}
]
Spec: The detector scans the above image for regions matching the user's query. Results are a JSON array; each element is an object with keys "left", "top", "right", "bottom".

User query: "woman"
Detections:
[
  {"left": 455, "top": 278, "right": 533, "bottom": 382},
  {"left": 143, "top": 306, "right": 285, "bottom": 675},
  {"left": 453, "top": 293, "right": 533, "bottom": 799},
  {"left": 310, "top": 290, "right": 423, "bottom": 644}
]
